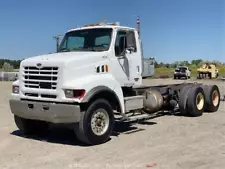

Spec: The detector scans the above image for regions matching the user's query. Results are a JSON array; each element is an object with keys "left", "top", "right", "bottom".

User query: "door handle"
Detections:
[{"left": 137, "top": 66, "right": 140, "bottom": 73}]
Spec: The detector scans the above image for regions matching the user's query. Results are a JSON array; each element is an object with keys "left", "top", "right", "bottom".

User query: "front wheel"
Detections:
[{"left": 74, "top": 99, "right": 114, "bottom": 145}]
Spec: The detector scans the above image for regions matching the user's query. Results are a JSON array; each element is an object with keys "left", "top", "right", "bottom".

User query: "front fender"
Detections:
[{"left": 62, "top": 74, "right": 125, "bottom": 114}]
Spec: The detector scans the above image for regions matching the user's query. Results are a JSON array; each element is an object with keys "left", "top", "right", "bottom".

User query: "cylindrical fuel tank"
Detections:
[{"left": 143, "top": 89, "right": 163, "bottom": 113}]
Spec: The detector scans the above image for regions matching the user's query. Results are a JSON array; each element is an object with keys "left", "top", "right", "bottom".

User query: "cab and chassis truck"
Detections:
[{"left": 9, "top": 22, "right": 221, "bottom": 145}]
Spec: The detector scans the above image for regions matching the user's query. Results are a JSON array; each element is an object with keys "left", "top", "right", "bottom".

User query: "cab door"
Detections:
[
  {"left": 112, "top": 29, "right": 142, "bottom": 86},
  {"left": 125, "top": 30, "right": 142, "bottom": 82}
]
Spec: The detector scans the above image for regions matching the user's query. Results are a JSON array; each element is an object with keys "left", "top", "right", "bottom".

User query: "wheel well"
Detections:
[{"left": 80, "top": 90, "right": 121, "bottom": 113}]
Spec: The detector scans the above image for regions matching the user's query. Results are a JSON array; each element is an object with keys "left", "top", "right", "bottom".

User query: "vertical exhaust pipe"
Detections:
[
  {"left": 136, "top": 16, "right": 144, "bottom": 75},
  {"left": 137, "top": 16, "right": 140, "bottom": 37}
]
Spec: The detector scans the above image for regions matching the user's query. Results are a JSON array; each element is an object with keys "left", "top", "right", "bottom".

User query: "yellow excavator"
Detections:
[{"left": 197, "top": 63, "right": 219, "bottom": 79}]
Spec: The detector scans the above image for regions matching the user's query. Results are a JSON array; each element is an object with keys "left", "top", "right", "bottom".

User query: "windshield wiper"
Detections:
[
  {"left": 58, "top": 48, "right": 70, "bottom": 52},
  {"left": 72, "top": 47, "right": 97, "bottom": 52}
]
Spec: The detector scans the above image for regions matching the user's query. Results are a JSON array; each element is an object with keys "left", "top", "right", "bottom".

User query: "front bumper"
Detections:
[
  {"left": 174, "top": 73, "right": 187, "bottom": 77},
  {"left": 9, "top": 99, "right": 81, "bottom": 123}
]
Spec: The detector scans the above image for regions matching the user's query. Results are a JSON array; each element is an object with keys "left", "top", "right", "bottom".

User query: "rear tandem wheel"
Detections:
[
  {"left": 179, "top": 85, "right": 205, "bottom": 117},
  {"left": 178, "top": 84, "right": 220, "bottom": 116},
  {"left": 186, "top": 86, "right": 205, "bottom": 117},
  {"left": 179, "top": 86, "right": 192, "bottom": 116},
  {"left": 202, "top": 85, "right": 220, "bottom": 112}
]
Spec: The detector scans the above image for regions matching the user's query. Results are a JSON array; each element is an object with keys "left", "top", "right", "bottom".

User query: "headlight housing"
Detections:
[
  {"left": 12, "top": 85, "right": 19, "bottom": 94},
  {"left": 64, "top": 89, "right": 85, "bottom": 99}
]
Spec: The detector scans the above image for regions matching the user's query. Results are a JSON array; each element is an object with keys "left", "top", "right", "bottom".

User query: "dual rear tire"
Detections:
[{"left": 179, "top": 85, "right": 220, "bottom": 117}]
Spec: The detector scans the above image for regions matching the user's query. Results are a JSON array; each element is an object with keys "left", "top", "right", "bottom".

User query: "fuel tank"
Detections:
[{"left": 142, "top": 89, "right": 163, "bottom": 113}]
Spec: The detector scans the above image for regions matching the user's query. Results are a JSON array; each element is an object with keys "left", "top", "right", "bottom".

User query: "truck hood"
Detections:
[
  {"left": 21, "top": 51, "right": 108, "bottom": 65},
  {"left": 20, "top": 51, "right": 110, "bottom": 86}
]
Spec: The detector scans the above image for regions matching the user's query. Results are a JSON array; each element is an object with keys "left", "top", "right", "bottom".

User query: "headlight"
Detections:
[
  {"left": 64, "top": 89, "right": 85, "bottom": 99},
  {"left": 64, "top": 89, "right": 74, "bottom": 98},
  {"left": 12, "top": 85, "right": 19, "bottom": 94}
]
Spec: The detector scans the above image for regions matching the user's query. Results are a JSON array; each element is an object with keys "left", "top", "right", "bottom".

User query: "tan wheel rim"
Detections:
[
  {"left": 91, "top": 109, "right": 109, "bottom": 136},
  {"left": 212, "top": 90, "right": 219, "bottom": 106},
  {"left": 196, "top": 93, "right": 204, "bottom": 110}
]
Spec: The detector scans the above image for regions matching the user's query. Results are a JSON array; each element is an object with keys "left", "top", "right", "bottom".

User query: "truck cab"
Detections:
[{"left": 9, "top": 22, "right": 144, "bottom": 144}]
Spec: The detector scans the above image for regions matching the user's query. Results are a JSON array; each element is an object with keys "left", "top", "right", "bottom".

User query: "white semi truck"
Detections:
[{"left": 9, "top": 21, "right": 221, "bottom": 145}]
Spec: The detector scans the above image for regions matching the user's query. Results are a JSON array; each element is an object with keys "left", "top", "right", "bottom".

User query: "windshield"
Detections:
[
  {"left": 175, "top": 67, "right": 187, "bottom": 72},
  {"left": 58, "top": 28, "right": 113, "bottom": 52}
]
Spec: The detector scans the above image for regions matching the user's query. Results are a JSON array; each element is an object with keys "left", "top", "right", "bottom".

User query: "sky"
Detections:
[{"left": 0, "top": 0, "right": 224, "bottom": 63}]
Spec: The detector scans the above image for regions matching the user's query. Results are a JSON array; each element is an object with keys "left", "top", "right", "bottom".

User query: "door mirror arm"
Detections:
[
  {"left": 126, "top": 47, "right": 135, "bottom": 54},
  {"left": 117, "top": 52, "right": 126, "bottom": 59}
]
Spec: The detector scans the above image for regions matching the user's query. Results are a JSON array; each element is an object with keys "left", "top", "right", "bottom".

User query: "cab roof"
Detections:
[{"left": 67, "top": 25, "right": 136, "bottom": 33}]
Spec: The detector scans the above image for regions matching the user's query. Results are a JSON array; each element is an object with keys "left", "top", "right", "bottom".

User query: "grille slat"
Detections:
[
  {"left": 23, "top": 74, "right": 58, "bottom": 77},
  {"left": 23, "top": 79, "right": 57, "bottom": 83},
  {"left": 24, "top": 69, "right": 58, "bottom": 71},
  {"left": 23, "top": 66, "right": 58, "bottom": 90},
  {"left": 24, "top": 93, "right": 57, "bottom": 99}
]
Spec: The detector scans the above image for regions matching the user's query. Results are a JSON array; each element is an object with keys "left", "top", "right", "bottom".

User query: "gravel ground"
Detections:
[{"left": 0, "top": 79, "right": 224, "bottom": 169}]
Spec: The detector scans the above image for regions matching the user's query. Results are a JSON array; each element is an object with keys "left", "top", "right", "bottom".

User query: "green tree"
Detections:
[
  {"left": 191, "top": 59, "right": 203, "bottom": 66},
  {"left": 2, "top": 62, "right": 14, "bottom": 71}
]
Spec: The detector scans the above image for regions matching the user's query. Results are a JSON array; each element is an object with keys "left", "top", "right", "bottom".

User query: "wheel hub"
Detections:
[
  {"left": 196, "top": 93, "right": 204, "bottom": 110},
  {"left": 91, "top": 109, "right": 109, "bottom": 136},
  {"left": 212, "top": 90, "right": 219, "bottom": 106}
]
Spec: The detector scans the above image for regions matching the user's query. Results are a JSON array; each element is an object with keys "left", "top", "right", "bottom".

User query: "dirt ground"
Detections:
[{"left": 0, "top": 79, "right": 225, "bottom": 169}]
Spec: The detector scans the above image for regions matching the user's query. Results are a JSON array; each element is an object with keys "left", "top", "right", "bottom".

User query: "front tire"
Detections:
[
  {"left": 14, "top": 115, "right": 49, "bottom": 134},
  {"left": 74, "top": 99, "right": 114, "bottom": 145}
]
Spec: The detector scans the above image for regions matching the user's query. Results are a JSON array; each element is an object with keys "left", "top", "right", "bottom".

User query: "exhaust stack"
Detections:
[{"left": 137, "top": 16, "right": 140, "bottom": 37}]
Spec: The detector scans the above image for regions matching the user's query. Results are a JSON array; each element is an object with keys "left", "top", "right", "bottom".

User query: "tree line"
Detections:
[
  {"left": 155, "top": 59, "right": 225, "bottom": 68},
  {"left": 0, "top": 58, "right": 224, "bottom": 71},
  {"left": 0, "top": 59, "right": 22, "bottom": 71}
]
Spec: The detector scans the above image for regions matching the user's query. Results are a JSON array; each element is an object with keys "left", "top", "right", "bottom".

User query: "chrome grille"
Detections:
[{"left": 23, "top": 66, "right": 58, "bottom": 90}]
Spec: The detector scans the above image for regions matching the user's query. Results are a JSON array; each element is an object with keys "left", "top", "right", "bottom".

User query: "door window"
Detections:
[
  {"left": 114, "top": 30, "right": 137, "bottom": 56},
  {"left": 126, "top": 31, "right": 137, "bottom": 52},
  {"left": 114, "top": 31, "right": 127, "bottom": 56}
]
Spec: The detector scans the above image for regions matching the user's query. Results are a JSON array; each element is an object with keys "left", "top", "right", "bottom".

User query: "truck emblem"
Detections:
[{"left": 36, "top": 63, "right": 42, "bottom": 68}]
